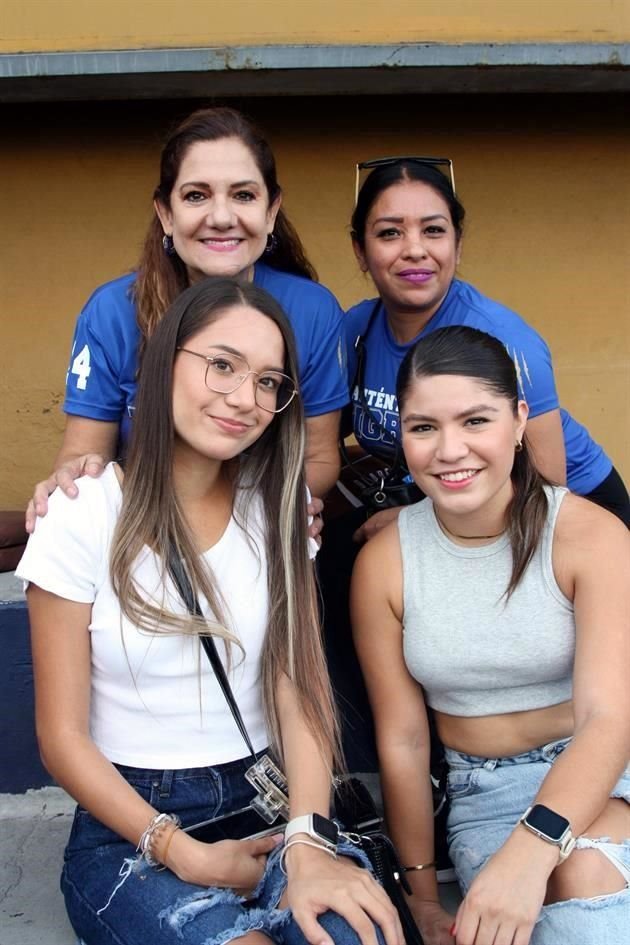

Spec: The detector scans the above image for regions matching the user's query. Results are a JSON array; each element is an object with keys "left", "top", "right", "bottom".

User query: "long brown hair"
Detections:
[
  {"left": 110, "top": 276, "right": 339, "bottom": 767},
  {"left": 134, "top": 107, "right": 317, "bottom": 347},
  {"left": 397, "top": 326, "right": 551, "bottom": 597}
]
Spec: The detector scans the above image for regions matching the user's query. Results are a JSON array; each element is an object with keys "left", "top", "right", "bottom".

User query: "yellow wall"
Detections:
[
  {"left": 1, "top": 94, "right": 628, "bottom": 506},
  {"left": 3, "top": 0, "right": 630, "bottom": 52}
]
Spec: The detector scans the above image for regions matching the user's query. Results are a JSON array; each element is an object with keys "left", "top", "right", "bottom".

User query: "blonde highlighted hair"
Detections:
[{"left": 110, "top": 276, "right": 340, "bottom": 768}]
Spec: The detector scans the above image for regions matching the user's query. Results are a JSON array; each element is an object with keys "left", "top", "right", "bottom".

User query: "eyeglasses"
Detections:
[
  {"left": 355, "top": 156, "right": 456, "bottom": 205},
  {"left": 177, "top": 347, "right": 298, "bottom": 414}
]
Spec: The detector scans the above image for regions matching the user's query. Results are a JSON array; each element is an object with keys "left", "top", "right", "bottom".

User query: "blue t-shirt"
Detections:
[
  {"left": 64, "top": 264, "right": 349, "bottom": 444},
  {"left": 344, "top": 280, "right": 611, "bottom": 495}
]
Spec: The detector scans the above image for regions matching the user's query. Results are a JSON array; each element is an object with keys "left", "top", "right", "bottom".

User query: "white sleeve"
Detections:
[{"left": 16, "top": 477, "right": 109, "bottom": 603}]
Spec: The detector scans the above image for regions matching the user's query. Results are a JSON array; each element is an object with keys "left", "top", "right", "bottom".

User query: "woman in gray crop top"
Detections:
[{"left": 352, "top": 326, "right": 630, "bottom": 945}]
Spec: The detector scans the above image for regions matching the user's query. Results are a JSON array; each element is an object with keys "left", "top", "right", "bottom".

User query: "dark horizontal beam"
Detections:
[{"left": 1, "top": 43, "right": 628, "bottom": 101}]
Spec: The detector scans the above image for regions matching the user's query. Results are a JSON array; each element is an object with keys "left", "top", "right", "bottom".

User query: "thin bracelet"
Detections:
[
  {"left": 138, "top": 812, "right": 182, "bottom": 867},
  {"left": 158, "top": 825, "right": 181, "bottom": 871},
  {"left": 280, "top": 838, "right": 337, "bottom": 875},
  {"left": 402, "top": 860, "right": 436, "bottom": 872}
]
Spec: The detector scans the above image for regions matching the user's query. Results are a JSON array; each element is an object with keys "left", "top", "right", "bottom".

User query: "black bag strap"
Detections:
[
  {"left": 343, "top": 300, "right": 409, "bottom": 481},
  {"left": 167, "top": 548, "right": 258, "bottom": 764}
]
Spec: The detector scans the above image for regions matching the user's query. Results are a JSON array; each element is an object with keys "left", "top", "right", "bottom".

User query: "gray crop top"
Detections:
[{"left": 399, "top": 485, "right": 575, "bottom": 717}]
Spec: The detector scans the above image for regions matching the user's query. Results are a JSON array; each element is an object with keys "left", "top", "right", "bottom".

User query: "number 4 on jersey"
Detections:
[{"left": 71, "top": 344, "right": 91, "bottom": 390}]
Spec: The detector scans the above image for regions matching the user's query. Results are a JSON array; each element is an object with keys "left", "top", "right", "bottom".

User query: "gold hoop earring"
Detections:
[{"left": 515, "top": 440, "right": 523, "bottom": 452}]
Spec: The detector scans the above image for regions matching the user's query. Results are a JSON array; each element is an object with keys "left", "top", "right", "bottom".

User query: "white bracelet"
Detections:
[
  {"left": 137, "top": 812, "right": 181, "bottom": 868},
  {"left": 280, "top": 838, "right": 337, "bottom": 875}
]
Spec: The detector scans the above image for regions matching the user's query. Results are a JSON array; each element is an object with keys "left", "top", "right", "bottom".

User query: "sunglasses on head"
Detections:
[{"left": 354, "top": 156, "right": 456, "bottom": 205}]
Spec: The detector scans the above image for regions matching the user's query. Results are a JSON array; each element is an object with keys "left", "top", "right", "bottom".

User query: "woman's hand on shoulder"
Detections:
[
  {"left": 307, "top": 495, "right": 325, "bottom": 545},
  {"left": 26, "top": 415, "right": 119, "bottom": 532},
  {"left": 353, "top": 506, "right": 402, "bottom": 543},
  {"left": 284, "top": 845, "right": 403, "bottom": 945},
  {"left": 26, "top": 454, "right": 107, "bottom": 532},
  {"left": 166, "top": 830, "right": 282, "bottom": 895}
]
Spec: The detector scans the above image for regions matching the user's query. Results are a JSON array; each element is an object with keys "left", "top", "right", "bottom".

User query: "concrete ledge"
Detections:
[{"left": 0, "top": 788, "right": 75, "bottom": 945}]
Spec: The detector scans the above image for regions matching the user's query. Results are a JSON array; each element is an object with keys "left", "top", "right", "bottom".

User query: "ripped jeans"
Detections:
[
  {"left": 61, "top": 755, "right": 376, "bottom": 945},
  {"left": 445, "top": 738, "right": 630, "bottom": 945}
]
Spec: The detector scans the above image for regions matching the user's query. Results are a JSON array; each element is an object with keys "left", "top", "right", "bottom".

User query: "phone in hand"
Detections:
[{"left": 184, "top": 808, "right": 286, "bottom": 844}]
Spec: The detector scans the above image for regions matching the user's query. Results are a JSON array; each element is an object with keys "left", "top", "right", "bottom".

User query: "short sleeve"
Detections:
[
  {"left": 455, "top": 286, "right": 561, "bottom": 420},
  {"left": 298, "top": 292, "right": 349, "bottom": 417},
  {"left": 500, "top": 331, "right": 559, "bottom": 419},
  {"left": 63, "top": 276, "right": 139, "bottom": 422},
  {"left": 16, "top": 478, "right": 109, "bottom": 603}
]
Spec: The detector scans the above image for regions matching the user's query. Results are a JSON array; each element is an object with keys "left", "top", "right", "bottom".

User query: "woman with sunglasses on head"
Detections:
[
  {"left": 352, "top": 326, "right": 630, "bottom": 945},
  {"left": 17, "top": 277, "right": 401, "bottom": 945},
  {"left": 26, "top": 107, "right": 347, "bottom": 532},
  {"left": 343, "top": 157, "right": 629, "bottom": 542}
]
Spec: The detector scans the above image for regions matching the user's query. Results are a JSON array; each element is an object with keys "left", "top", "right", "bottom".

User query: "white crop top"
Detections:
[{"left": 17, "top": 464, "right": 272, "bottom": 768}]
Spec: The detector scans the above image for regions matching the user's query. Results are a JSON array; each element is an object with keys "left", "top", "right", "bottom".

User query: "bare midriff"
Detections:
[{"left": 436, "top": 700, "right": 575, "bottom": 758}]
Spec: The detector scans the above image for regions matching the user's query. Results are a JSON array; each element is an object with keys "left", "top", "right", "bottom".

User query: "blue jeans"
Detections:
[
  {"left": 445, "top": 738, "right": 630, "bottom": 945},
  {"left": 62, "top": 755, "right": 378, "bottom": 945}
]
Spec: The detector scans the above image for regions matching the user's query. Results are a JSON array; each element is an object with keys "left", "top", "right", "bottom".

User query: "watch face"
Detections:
[
  {"left": 526, "top": 805, "right": 569, "bottom": 842},
  {"left": 312, "top": 813, "right": 339, "bottom": 846}
]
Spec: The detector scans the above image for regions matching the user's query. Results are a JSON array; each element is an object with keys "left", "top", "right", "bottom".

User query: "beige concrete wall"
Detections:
[
  {"left": 1, "top": 94, "right": 628, "bottom": 507},
  {"left": 3, "top": 0, "right": 630, "bottom": 52}
]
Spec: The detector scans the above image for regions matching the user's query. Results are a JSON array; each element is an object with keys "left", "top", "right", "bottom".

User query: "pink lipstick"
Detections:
[{"left": 398, "top": 269, "right": 434, "bottom": 284}]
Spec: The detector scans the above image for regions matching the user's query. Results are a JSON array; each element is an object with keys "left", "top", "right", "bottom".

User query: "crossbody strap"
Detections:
[
  {"left": 167, "top": 549, "right": 258, "bottom": 763},
  {"left": 343, "top": 300, "right": 409, "bottom": 481}
]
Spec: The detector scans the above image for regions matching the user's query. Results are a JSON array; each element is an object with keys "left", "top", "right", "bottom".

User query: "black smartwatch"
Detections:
[
  {"left": 519, "top": 804, "right": 576, "bottom": 861},
  {"left": 284, "top": 813, "right": 339, "bottom": 851}
]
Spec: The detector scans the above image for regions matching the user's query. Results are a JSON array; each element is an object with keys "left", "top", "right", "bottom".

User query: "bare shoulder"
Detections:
[
  {"left": 354, "top": 516, "right": 402, "bottom": 580},
  {"left": 352, "top": 517, "right": 403, "bottom": 617},
  {"left": 554, "top": 492, "right": 630, "bottom": 581}
]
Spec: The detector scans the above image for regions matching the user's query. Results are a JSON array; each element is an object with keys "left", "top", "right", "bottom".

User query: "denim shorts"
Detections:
[
  {"left": 445, "top": 737, "right": 630, "bottom": 945},
  {"left": 61, "top": 754, "right": 378, "bottom": 945}
]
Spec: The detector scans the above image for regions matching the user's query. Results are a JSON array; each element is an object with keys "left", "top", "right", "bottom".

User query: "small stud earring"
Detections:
[{"left": 515, "top": 440, "right": 523, "bottom": 452}]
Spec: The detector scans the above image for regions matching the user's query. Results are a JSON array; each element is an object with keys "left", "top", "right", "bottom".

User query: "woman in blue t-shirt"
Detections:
[
  {"left": 27, "top": 107, "right": 347, "bottom": 529},
  {"left": 344, "top": 157, "right": 629, "bottom": 536}
]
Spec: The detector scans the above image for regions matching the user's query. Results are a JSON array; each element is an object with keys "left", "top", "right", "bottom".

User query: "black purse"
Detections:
[
  {"left": 335, "top": 778, "right": 424, "bottom": 945},
  {"left": 168, "top": 550, "right": 425, "bottom": 943}
]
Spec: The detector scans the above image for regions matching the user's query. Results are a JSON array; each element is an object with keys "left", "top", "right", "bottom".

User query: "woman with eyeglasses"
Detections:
[
  {"left": 352, "top": 326, "right": 630, "bottom": 945},
  {"left": 343, "top": 157, "right": 629, "bottom": 541},
  {"left": 26, "top": 107, "right": 347, "bottom": 532},
  {"left": 17, "top": 277, "right": 402, "bottom": 945}
]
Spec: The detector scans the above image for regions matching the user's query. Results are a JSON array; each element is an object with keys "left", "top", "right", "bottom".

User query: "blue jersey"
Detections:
[
  {"left": 344, "top": 280, "right": 611, "bottom": 495},
  {"left": 64, "top": 264, "right": 349, "bottom": 445}
]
